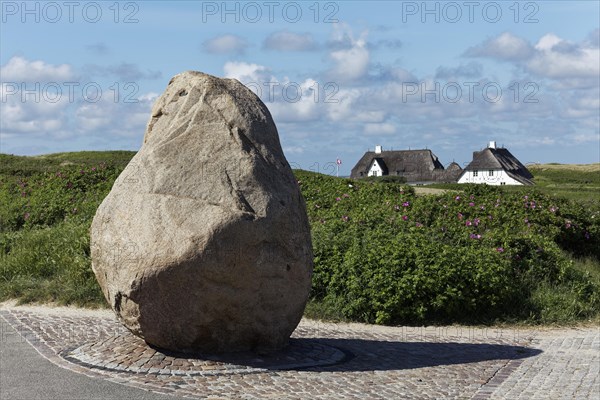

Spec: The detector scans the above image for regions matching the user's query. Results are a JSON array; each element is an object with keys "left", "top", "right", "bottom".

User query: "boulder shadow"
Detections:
[
  {"left": 149, "top": 337, "right": 541, "bottom": 373},
  {"left": 297, "top": 337, "right": 542, "bottom": 372}
]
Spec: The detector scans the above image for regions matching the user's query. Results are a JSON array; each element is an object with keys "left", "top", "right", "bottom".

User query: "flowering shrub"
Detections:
[{"left": 298, "top": 171, "right": 599, "bottom": 324}]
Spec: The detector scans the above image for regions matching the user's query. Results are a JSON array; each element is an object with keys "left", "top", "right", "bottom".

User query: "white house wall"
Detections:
[
  {"left": 368, "top": 160, "right": 384, "bottom": 176},
  {"left": 457, "top": 169, "right": 522, "bottom": 185}
]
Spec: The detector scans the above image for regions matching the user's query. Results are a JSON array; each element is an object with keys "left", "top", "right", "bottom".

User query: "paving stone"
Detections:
[{"left": 1, "top": 308, "right": 598, "bottom": 399}]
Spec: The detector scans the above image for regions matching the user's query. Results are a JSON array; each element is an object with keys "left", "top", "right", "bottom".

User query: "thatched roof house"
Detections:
[
  {"left": 457, "top": 142, "right": 533, "bottom": 185},
  {"left": 350, "top": 145, "right": 461, "bottom": 184}
]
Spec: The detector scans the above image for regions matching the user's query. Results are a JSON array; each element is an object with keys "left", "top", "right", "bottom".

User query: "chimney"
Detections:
[
  {"left": 488, "top": 141, "right": 496, "bottom": 149},
  {"left": 375, "top": 145, "right": 382, "bottom": 154}
]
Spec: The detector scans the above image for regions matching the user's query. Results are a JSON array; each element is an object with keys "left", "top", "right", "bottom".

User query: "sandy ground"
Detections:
[{"left": 2, "top": 300, "right": 596, "bottom": 340}]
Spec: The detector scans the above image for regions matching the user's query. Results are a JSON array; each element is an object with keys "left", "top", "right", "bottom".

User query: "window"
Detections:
[
  {"left": 501, "top": 182, "right": 506, "bottom": 185},
  {"left": 473, "top": 170, "right": 479, "bottom": 177},
  {"left": 373, "top": 171, "right": 378, "bottom": 177},
  {"left": 489, "top": 170, "right": 494, "bottom": 176}
]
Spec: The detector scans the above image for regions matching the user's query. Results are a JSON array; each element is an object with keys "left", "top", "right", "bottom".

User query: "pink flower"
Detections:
[
  {"left": 402, "top": 215, "right": 408, "bottom": 221},
  {"left": 415, "top": 222, "right": 423, "bottom": 227},
  {"left": 584, "top": 232, "right": 591, "bottom": 240},
  {"left": 336, "top": 197, "right": 341, "bottom": 201},
  {"left": 343, "top": 193, "right": 350, "bottom": 198},
  {"left": 473, "top": 218, "right": 480, "bottom": 226},
  {"left": 469, "top": 202, "right": 475, "bottom": 207},
  {"left": 465, "top": 220, "right": 473, "bottom": 226},
  {"left": 550, "top": 206, "right": 557, "bottom": 213},
  {"left": 496, "top": 247, "right": 504, "bottom": 252},
  {"left": 394, "top": 205, "right": 400, "bottom": 211},
  {"left": 470, "top": 233, "right": 482, "bottom": 240},
  {"left": 457, "top": 212, "right": 463, "bottom": 220},
  {"left": 402, "top": 201, "right": 410, "bottom": 207},
  {"left": 341, "top": 215, "right": 349, "bottom": 222},
  {"left": 455, "top": 195, "right": 461, "bottom": 201}
]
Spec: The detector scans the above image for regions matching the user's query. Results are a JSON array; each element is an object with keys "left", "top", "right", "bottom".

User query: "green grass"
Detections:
[
  {"left": 0, "top": 151, "right": 599, "bottom": 326},
  {"left": 0, "top": 151, "right": 135, "bottom": 176},
  {"left": 0, "top": 221, "right": 105, "bottom": 306}
]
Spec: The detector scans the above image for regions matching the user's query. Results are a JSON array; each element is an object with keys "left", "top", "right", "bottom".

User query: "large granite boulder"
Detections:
[{"left": 90, "top": 71, "right": 313, "bottom": 353}]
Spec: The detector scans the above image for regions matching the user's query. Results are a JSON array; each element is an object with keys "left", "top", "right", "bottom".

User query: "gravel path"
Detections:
[{"left": 1, "top": 304, "right": 598, "bottom": 399}]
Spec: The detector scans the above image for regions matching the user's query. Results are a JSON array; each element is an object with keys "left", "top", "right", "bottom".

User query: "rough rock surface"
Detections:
[{"left": 90, "top": 71, "right": 313, "bottom": 353}]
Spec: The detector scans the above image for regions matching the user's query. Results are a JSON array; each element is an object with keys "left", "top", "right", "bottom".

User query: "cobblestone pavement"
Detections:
[{"left": 1, "top": 306, "right": 598, "bottom": 399}]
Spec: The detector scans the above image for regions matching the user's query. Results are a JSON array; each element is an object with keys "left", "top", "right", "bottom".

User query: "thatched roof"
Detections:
[
  {"left": 447, "top": 162, "right": 462, "bottom": 171},
  {"left": 461, "top": 148, "right": 533, "bottom": 185},
  {"left": 351, "top": 149, "right": 447, "bottom": 181}
]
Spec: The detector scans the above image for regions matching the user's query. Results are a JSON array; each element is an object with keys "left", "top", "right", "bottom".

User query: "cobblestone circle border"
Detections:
[{"left": 60, "top": 333, "right": 352, "bottom": 376}]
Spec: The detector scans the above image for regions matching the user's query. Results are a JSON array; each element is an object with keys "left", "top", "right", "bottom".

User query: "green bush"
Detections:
[
  {"left": 363, "top": 175, "right": 407, "bottom": 183},
  {"left": 299, "top": 171, "right": 599, "bottom": 324}
]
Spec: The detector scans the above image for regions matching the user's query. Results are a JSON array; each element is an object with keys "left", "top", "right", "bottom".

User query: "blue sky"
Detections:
[{"left": 1, "top": 0, "right": 598, "bottom": 175}]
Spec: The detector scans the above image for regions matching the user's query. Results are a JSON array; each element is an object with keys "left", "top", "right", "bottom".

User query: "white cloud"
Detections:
[
  {"left": 465, "top": 32, "right": 534, "bottom": 61},
  {"left": 0, "top": 80, "right": 72, "bottom": 136},
  {"left": 327, "top": 24, "right": 370, "bottom": 82},
  {"left": 263, "top": 31, "right": 316, "bottom": 51},
  {"left": 1, "top": 56, "right": 75, "bottom": 82},
  {"left": 203, "top": 34, "right": 249, "bottom": 54},
  {"left": 82, "top": 63, "right": 162, "bottom": 81},
  {"left": 363, "top": 122, "right": 396, "bottom": 136},
  {"left": 223, "top": 61, "right": 272, "bottom": 84},
  {"left": 76, "top": 103, "right": 112, "bottom": 131},
  {"left": 527, "top": 34, "right": 600, "bottom": 80},
  {"left": 75, "top": 92, "right": 157, "bottom": 136},
  {"left": 465, "top": 31, "right": 600, "bottom": 83},
  {"left": 435, "top": 62, "right": 483, "bottom": 79},
  {"left": 283, "top": 146, "right": 305, "bottom": 154},
  {"left": 572, "top": 133, "right": 600, "bottom": 144}
]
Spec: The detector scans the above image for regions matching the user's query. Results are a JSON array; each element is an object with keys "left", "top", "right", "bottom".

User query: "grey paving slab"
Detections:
[{"left": 0, "top": 319, "right": 183, "bottom": 400}]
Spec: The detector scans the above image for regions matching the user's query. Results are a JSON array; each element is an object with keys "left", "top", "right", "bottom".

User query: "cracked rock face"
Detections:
[{"left": 90, "top": 71, "right": 313, "bottom": 353}]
